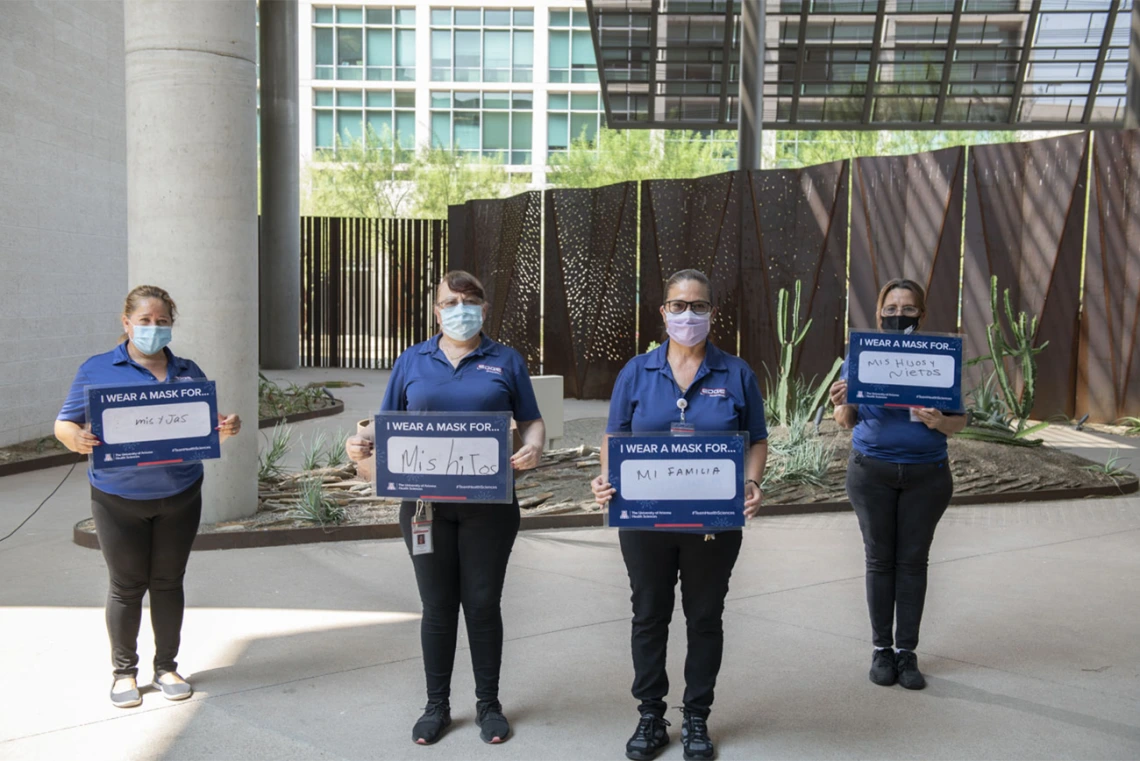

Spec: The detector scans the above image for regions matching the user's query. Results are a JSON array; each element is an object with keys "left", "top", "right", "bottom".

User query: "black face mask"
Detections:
[{"left": 881, "top": 315, "right": 920, "bottom": 333}]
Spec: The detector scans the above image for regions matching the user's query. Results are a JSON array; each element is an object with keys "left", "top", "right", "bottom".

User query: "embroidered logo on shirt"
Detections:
[
  {"left": 476, "top": 364, "right": 503, "bottom": 375},
  {"left": 700, "top": 388, "right": 727, "bottom": 397}
]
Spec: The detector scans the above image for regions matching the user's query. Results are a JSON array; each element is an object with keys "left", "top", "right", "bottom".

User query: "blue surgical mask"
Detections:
[
  {"left": 440, "top": 304, "right": 484, "bottom": 342},
  {"left": 130, "top": 325, "right": 172, "bottom": 356}
]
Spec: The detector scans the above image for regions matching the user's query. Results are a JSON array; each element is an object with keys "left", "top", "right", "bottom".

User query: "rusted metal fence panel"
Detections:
[
  {"left": 640, "top": 171, "right": 744, "bottom": 353},
  {"left": 458, "top": 191, "right": 543, "bottom": 373},
  {"left": 963, "top": 133, "right": 1088, "bottom": 419},
  {"left": 850, "top": 148, "right": 965, "bottom": 335},
  {"left": 301, "top": 217, "right": 446, "bottom": 369},
  {"left": 740, "top": 161, "right": 849, "bottom": 386},
  {"left": 544, "top": 183, "right": 639, "bottom": 399},
  {"left": 1079, "top": 129, "right": 1140, "bottom": 423}
]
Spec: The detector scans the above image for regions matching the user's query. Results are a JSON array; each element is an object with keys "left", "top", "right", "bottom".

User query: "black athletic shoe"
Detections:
[
  {"left": 625, "top": 712, "right": 671, "bottom": 761},
  {"left": 680, "top": 710, "right": 715, "bottom": 760},
  {"left": 869, "top": 648, "right": 898, "bottom": 686},
  {"left": 476, "top": 699, "right": 511, "bottom": 744},
  {"left": 896, "top": 650, "right": 927, "bottom": 690},
  {"left": 412, "top": 701, "right": 451, "bottom": 745}
]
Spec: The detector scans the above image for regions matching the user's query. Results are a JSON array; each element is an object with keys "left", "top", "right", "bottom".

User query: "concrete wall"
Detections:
[{"left": 0, "top": 1, "right": 127, "bottom": 447}]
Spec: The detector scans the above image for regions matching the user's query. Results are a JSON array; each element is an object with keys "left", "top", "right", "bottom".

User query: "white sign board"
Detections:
[
  {"left": 386, "top": 436, "right": 502, "bottom": 476},
  {"left": 101, "top": 401, "right": 213, "bottom": 445},
  {"left": 857, "top": 351, "right": 955, "bottom": 388},
  {"left": 619, "top": 458, "right": 737, "bottom": 501}
]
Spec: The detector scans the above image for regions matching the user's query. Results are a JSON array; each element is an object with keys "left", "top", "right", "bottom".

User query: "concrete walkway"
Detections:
[{"left": 2, "top": 367, "right": 1138, "bottom": 759}]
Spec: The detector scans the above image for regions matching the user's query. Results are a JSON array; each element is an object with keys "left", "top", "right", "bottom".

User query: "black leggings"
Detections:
[
  {"left": 619, "top": 529, "right": 743, "bottom": 719},
  {"left": 846, "top": 452, "right": 953, "bottom": 651},
  {"left": 90, "top": 479, "right": 203, "bottom": 679},
  {"left": 399, "top": 500, "right": 520, "bottom": 704}
]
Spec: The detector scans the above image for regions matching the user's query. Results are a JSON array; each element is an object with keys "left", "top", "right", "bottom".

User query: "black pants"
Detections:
[
  {"left": 399, "top": 500, "right": 520, "bottom": 703},
  {"left": 846, "top": 452, "right": 953, "bottom": 651},
  {"left": 90, "top": 479, "right": 203, "bottom": 679},
  {"left": 619, "top": 529, "right": 742, "bottom": 719}
]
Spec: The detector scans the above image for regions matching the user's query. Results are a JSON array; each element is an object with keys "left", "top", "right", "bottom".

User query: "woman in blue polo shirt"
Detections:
[
  {"left": 590, "top": 269, "right": 768, "bottom": 761},
  {"left": 345, "top": 270, "right": 545, "bottom": 747},
  {"left": 54, "top": 285, "right": 241, "bottom": 709},
  {"left": 829, "top": 278, "right": 966, "bottom": 691}
]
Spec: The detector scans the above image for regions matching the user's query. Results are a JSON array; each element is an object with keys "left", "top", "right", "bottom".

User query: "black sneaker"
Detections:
[
  {"left": 869, "top": 648, "right": 898, "bottom": 686},
  {"left": 680, "top": 710, "right": 715, "bottom": 761},
  {"left": 412, "top": 701, "right": 451, "bottom": 745},
  {"left": 476, "top": 699, "right": 511, "bottom": 744},
  {"left": 896, "top": 650, "right": 927, "bottom": 690},
  {"left": 625, "top": 712, "right": 670, "bottom": 760}
]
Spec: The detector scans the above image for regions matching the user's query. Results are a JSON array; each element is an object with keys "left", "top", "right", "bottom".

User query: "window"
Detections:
[
  {"left": 431, "top": 7, "right": 534, "bottom": 83},
  {"left": 314, "top": 6, "right": 415, "bottom": 82},
  {"left": 314, "top": 88, "right": 416, "bottom": 155},
  {"left": 547, "top": 91, "right": 604, "bottom": 156},
  {"left": 549, "top": 9, "right": 597, "bottom": 83},
  {"left": 430, "top": 90, "right": 533, "bottom": 165}
]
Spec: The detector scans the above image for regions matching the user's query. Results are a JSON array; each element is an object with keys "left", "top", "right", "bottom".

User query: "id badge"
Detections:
[
  {"left": 909, "top": 408, "right": 923, "bottom": 423},
  {"left": 411, "top": 519, "right": 433, "bottom": 555},
  {"left": 671, "top": 421, "right": 696, "bottom": 435}
]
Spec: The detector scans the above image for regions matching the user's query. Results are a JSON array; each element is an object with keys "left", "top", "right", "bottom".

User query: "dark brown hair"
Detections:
[
  {"left": 437, "top": 270, "right": 485, "bottom": 303},
  {"left": 119, "top": 285, "right": 177, "bottom": 344},
  {"left": 664, "top": 269, "right": 712, "bottom": 301},
  {"left": 876, "top": 278, "right": 926, "bottom": 322}
]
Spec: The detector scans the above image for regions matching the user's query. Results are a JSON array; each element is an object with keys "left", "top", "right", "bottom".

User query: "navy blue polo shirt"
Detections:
[
  {"left": 59, "top": 342, "right": 207, "bottom": 500},
  {"left": 381, "top": 334, "right": 541, "bottom": 421},
  {"left": 606, "top": 341, "right": 768, "bottom": 444},
  {"left": 840, "top": 359, "right": 953, "bottom": 464}
]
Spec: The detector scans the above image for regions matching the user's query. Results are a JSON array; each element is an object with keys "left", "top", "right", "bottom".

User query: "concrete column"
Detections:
[
  {"left": 1128, "top": 3, "right": 1140, "bottom": 128},
  {"left": 259, "top": 0, "right": 301, "bottom": 369},
  {"left": 738, "top": 0, "right": 764, "bottom": 171},
  {"left": 125, "top": 0, "right": 260, "bottom": 523}
]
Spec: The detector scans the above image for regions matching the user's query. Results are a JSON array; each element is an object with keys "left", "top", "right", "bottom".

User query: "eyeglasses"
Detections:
[
  {"left": 664, "top": 299, "right": 713, "bottom": 315},
  {"left": 436, "top": 297, "right": 485, "bottom": 309},
  {"left": 881, "top": 305, "right": 921, "bottom": 317}
]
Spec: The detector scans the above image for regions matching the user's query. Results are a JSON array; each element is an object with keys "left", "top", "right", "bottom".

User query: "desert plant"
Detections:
[
  {"left": 257, "top": 423, "right": 293, "bottom": 482},
  {"left": 289, "top": 478, "right": 346, "bottom": 525},
  {"left": 765, "top": 281, "right": 843, "bottom": 427},
  {"left": 762, "top": 413, "right": 837, "bottom": 488},
  {"left": 301, "top": 431, "right": 329, "bottom": 472},
  {"left": 322, "top": 430, "right": 351, "bottom": 469},
  {"left": 966, "top": 373, "right": 1014, "bottom": 432},
  {"left": 1082, "top": 450, "right": 1133, "bottom": 480},
  {"left": 1116, "top": 417, "right": 1140, "bottom": 435}
]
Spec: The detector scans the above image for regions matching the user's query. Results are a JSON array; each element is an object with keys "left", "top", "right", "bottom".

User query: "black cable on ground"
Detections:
[{"left": 0, "top": 462, "right": 77, "bottom": 544}]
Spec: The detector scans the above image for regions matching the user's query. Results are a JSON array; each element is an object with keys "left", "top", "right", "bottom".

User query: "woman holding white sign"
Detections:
[
  {"left": 55, "top": 285, "right": 241, "bottom": 709},
  {"left": 591, "top": 269, "right": 768, "bottom": 761},
  {"left": 346, "top": 271, "right": 545, "bottom": 747},
  {"left": 829, "top": 278, "right": 966, "bottom": 691}
]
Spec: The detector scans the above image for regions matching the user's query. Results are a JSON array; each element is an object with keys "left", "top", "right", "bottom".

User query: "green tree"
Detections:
[
  {"left": 548, "top": 128, "right": 736, "bottom": 188},
  {"left": 303, "top": 129, "right": 514, "bottom": 218},
  {"left": 772, "top": 129, "right": 1020, "bottom": 169}
]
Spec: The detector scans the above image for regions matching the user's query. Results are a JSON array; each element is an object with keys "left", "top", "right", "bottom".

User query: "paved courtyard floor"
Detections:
[{"left": 1, "top": 368, "right": 1138, "bottom": 760}]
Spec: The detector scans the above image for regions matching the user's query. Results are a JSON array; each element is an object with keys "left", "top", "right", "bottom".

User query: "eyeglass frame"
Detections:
[
  {"left": 879, "top": 305, "right": 922, "bottom": 318},
  {"left": 435, "top": 296, "right": 486, "bottom": 309},
  {"left": 663, "top": 299, "right": 714, "bottom": 315}
]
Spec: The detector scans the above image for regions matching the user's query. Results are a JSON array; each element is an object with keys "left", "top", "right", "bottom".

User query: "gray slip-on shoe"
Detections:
[
  {"left": 111, "top": 679, "right": 142, "bottom": 708},
  {"left": 152, "top": 674, "right": 193, "bottom": 701}
]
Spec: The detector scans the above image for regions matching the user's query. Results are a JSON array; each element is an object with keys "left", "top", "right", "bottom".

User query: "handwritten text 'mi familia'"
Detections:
[{"left": 100, "top": 387, "right": 209, "bottom": 404}]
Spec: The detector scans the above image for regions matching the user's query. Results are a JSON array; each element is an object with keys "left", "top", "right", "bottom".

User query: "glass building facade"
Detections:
[{"left": 300, "top": 2, "right": 606, "bottom": 186}]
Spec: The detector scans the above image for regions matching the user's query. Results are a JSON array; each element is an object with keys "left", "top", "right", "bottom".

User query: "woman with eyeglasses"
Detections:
[
  {"left": 829, "top": 278, "right": 966, "bottom": 691},
  {"left": 345, "top": 270, "right": 545, "bottom": 747},
  {"left": 591, "top": 269, "right": 768, "bottom": 761}
]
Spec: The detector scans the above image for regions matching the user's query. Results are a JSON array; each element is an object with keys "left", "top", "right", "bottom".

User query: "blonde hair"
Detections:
[{"left": 118, "top": 285, "right": 177, "bottom": 344}]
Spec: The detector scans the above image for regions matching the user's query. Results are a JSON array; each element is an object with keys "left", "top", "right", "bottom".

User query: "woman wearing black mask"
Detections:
[{"left": 828, "top": 279, "right": 966, "bottom": 691}]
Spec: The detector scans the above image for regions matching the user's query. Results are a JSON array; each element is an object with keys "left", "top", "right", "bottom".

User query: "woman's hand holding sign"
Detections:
[
  {"left": 345, "top": 435, "right": 374, "bottom": 462},
  {"left": 591, "top": 474, "right": 615, "bottom": 506},
  {"left": 217, "top": 413, "right": 241, "bottom": 442}
]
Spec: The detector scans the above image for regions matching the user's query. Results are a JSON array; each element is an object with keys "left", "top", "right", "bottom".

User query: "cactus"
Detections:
[
  {"left": 766, "top": 281, "right": 841, "bottom": 427},
  {"left": 971, "top": 275, "right": 1049, "bottom": 438}
]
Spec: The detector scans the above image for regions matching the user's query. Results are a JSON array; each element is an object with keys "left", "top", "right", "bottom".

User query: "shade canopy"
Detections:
[{"left": 586, "top": 0, "right": 1133, "bottom": 130}]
